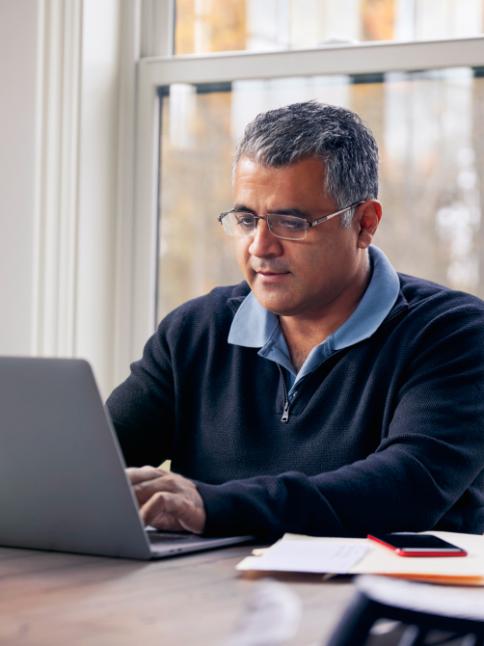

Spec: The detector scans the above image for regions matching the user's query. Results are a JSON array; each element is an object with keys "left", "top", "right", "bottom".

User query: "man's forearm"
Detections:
[{"left": 196, "top": 441, "right": 481, "bottom": 538}]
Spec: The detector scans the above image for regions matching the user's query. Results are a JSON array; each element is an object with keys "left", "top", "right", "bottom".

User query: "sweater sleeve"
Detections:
[
  {"left": 197, "top": 302, "right": 484, "bottom": 538},
  {"left": 106, "top": 321, "right": 175, "bottom": 467}
]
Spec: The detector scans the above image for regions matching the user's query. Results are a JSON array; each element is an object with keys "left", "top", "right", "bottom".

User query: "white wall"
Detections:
[{"left": 0, "top": 0, "right": 39, "bottom": 355}]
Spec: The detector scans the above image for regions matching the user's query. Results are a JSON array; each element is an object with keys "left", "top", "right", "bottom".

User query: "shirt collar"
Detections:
[
  {"left": 227, "top": 289, "right": 275, "bottom": 347},
  {"left": 228, "top": 245, "right": 400, "bottom": 351},
  {"left": 332, "top": 245, "right": 400, "bottom": 349}
]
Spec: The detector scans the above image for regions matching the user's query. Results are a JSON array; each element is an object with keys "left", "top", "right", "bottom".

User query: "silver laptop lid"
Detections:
[{"left": 0, "top": 357, "right": 152, "bottom": 559}]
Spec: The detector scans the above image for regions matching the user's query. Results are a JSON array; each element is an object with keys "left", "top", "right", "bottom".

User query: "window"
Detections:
[{"left": 174, "top": 0, "right": 484, "bottom": 54}]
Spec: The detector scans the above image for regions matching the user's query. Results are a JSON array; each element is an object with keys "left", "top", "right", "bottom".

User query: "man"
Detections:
[{"left": 107, "top": 101, "right": 484, "bottom": 538}]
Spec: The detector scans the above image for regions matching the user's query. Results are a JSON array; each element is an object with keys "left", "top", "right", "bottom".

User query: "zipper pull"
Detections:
[{"left": 281, "top": 400, "right": 290, "bottom": 423}]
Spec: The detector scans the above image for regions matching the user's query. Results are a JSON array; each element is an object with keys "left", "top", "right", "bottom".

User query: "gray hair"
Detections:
[{"left": 234, "top": 101, "right": 379, "bottom": 227}]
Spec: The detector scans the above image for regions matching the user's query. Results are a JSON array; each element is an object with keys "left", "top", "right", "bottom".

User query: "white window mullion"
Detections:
[
  {"left": 130, "top": 59, "right": 161, "bottom": 362},
  {"left": 141, "top": 0, "right": 175, "bottom": 57},
  {"left": 141, "top": 37, "right": 484, "bottom": 86},
  {"left": 112, "top": 0, "right": 143, "bottom": 386},
  {"left": 32, "top": 0, "right": 82, "bottom": 358}
]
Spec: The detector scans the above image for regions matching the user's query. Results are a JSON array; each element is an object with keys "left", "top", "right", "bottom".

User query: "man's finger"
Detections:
[
  {"left": 140, "top": 492, "right": 186, "bottom": 532},
  {"left": 132, "top": 476, "right": 168, "bottom": 505},
  {"left": 132, "top": 472, "right": 198, "bottom": 506},
  {"left": 126, "top": 466, "right": 162, "bottom": 485},
  {"left": 140, "top": 491, "right": 203, "bottom": 534},
  {"left": 137, "top": 472, "right": 187, "bottom": 494}
]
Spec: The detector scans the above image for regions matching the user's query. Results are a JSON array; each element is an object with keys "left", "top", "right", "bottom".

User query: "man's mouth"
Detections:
[
  {"left": 258, "top": 270, "right": 289, "bottom": 276},
  {"left": 252, "top": 263, "right": 290, "bottom": 275},
  {"left": 254, "top": 269, "right": 291, "bottom": 283}
]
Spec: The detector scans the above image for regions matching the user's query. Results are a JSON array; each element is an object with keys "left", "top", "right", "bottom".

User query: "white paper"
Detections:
[
  {"left": 237, "top": 540, "right": 368, "bottom": 574},
  {"left": 237, "top": 531, "right": 484, "bottom": 584}
]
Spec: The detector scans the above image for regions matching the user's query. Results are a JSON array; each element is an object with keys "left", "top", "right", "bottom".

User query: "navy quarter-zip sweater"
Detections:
[{"left": 107, "top": 274, "right": 484, "bottom": 538}]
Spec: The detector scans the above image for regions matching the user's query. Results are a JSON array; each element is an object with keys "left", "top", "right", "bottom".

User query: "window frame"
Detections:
[{"left": 128, "top": 35, "right": 484, "bottom": 362}]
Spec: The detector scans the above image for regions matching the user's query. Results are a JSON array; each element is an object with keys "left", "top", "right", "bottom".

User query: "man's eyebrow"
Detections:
[
  {"left": 232, "top": 204, "right": 256, "bottom": 214},
  {"left": 231, "top": 205, "right": 309, "bottom": 219}
]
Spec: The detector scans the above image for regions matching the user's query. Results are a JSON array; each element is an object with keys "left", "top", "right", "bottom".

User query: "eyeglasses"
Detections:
[{"left": 217, "top": 201, "right": 364, "bottom": 241}]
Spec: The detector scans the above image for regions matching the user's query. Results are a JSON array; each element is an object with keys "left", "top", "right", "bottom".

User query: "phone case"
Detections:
[{"left": 367, "top": 534, "right": 468, "bottom": 557}]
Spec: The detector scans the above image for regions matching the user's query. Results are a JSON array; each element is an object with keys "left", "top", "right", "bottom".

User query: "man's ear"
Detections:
[{"left": 356, "top": 200, "right": 382, "bottom": 249}]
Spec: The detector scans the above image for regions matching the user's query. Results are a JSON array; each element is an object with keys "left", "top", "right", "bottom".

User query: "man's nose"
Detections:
[{"left": 248, "top": 219, "right": 283, "bottom": 257}]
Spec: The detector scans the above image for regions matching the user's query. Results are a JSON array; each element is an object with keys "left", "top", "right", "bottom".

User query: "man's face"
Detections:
[{"left": 233, "top": 156, "right": 378, "bottom": 321}]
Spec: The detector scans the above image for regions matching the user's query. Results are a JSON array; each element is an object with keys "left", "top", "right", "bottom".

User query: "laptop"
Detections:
[{"left": 0, "top": 357, "right": 252, "bottom": 560}]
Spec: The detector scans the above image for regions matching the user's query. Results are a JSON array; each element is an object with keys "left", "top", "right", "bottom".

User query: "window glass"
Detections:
[
  {"left": 157, "top": 68, "right": 484, "bottom": 320},
  {"left": 175, "top": 0, "right": 484, "bottom": 55}
]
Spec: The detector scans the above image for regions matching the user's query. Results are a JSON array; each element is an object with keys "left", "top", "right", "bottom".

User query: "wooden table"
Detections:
[{"left": 0, "top": 544, "right": 355, "bottom": 645}]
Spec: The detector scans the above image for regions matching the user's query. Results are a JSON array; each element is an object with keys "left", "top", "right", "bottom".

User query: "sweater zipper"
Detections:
[
  {"left": 278, "top": 365, "right": 291, "bottom": 423},
  {"left": 281, "top": 399, "right": 290, "bottom": 423}
]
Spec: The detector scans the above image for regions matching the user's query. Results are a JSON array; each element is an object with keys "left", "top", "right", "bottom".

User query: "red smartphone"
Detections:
[{"left": 367, "top": 532, "right": 468, "bottom": 557}]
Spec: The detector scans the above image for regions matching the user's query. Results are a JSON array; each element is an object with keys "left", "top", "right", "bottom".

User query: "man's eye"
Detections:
[
  {"left": 235, "top": 214, "right": 256, "bottom": 228},
  {"left": 274, "top": 216, "right": 306, "bottom": 230}
]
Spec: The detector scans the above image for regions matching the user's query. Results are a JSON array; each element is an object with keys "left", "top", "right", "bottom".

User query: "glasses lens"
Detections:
[
  {"left": 220, "top": 211, "right": 308, "bottom": 239},
  {"left": 268, "top": 214, "right": 308, "bottom": 240},
  {"left": 221, "top": 211, "right": 257, "bottom": 237}
]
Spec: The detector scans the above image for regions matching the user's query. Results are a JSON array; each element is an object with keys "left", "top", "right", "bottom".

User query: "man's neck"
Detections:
[{"left": 279, "top": 256, "right": 371, "bottom": 371}]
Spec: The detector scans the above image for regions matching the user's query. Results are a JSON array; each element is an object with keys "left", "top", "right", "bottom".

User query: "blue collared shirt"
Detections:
[{"left": 228, "top": 246, "right": 400, "bottom": 398}]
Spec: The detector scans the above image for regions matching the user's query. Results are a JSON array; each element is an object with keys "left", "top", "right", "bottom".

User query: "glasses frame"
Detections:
[{"left": 218, "top": 201, "right": 365, "bottom": 241}]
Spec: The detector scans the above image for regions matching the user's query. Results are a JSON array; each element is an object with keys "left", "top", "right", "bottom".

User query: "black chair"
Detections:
[{"left": 326, "top": 575, "right": 484, "bottom": 646}]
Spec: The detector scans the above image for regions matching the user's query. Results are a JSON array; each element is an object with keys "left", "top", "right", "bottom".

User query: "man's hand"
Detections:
[{"left": 127, "top": 466, "right": 206, "bottom": 534}]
